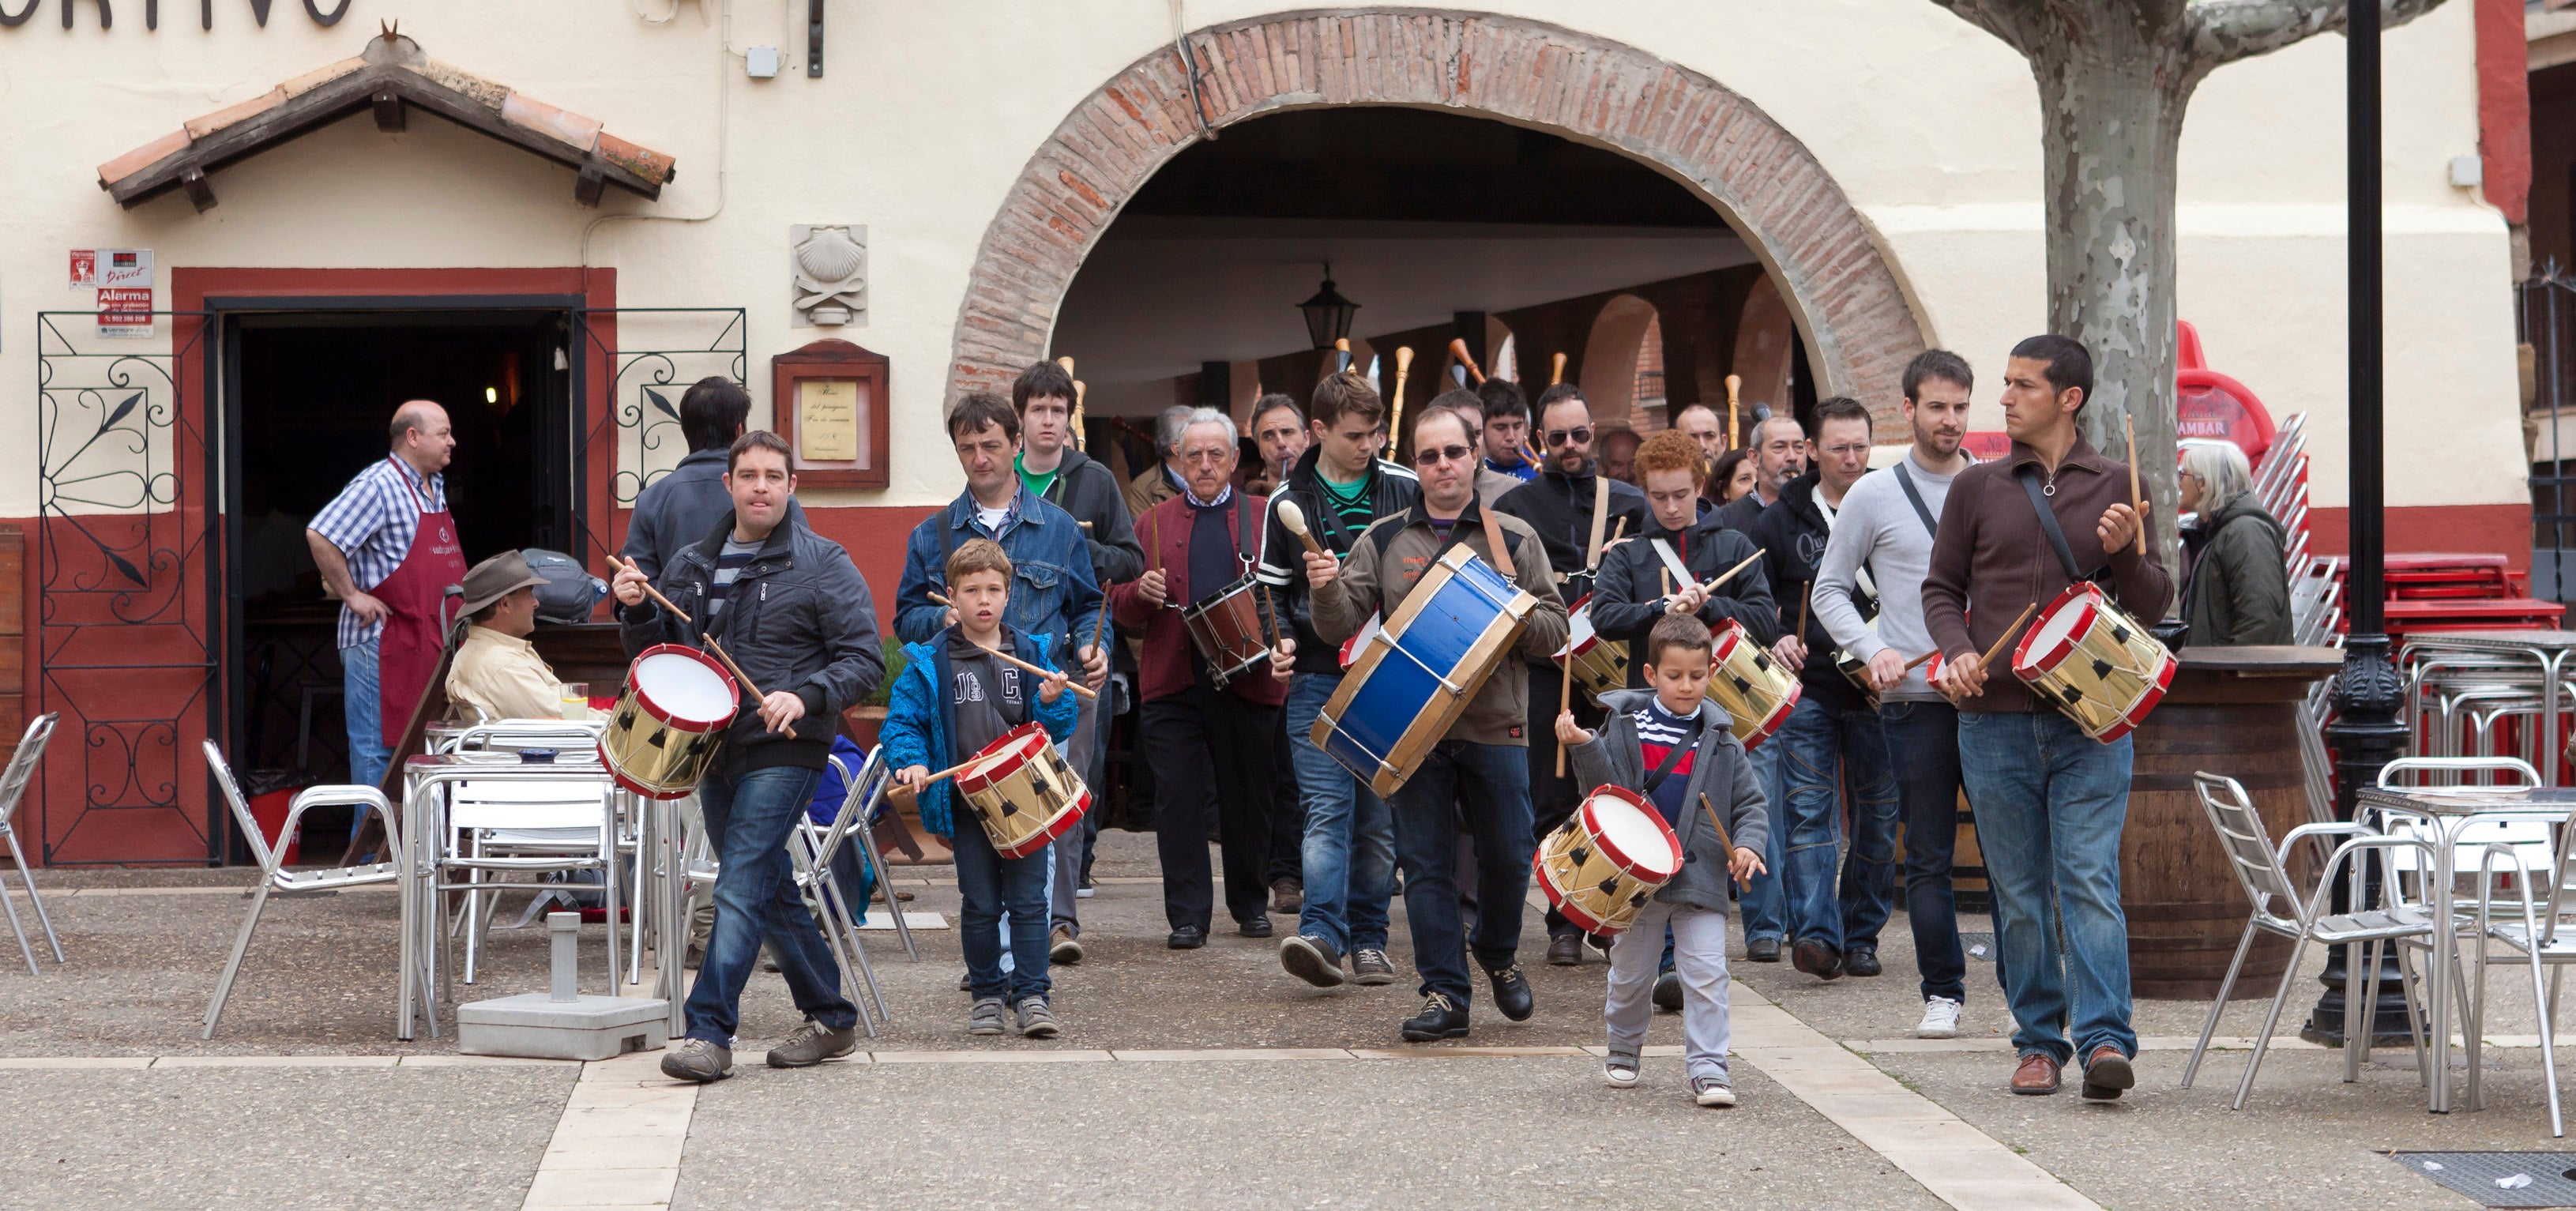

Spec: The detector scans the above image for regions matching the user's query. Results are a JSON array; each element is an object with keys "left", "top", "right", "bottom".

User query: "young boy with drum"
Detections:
[
  {"left": 886, "top": 539, "right": 1081, "bottom": 1039},
  {"left": 1556, "top": 614, "right": 1771, "bottom": 1108}
]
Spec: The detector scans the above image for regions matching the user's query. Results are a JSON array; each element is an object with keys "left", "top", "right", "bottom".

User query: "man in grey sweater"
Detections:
[{"left": 1812, "top": 350, "right": 1979, "bottom": 1040}]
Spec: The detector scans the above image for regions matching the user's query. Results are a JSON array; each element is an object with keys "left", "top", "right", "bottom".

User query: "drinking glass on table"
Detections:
[{"left": 559, "top": 683, "right": 590, "bottom": 720}]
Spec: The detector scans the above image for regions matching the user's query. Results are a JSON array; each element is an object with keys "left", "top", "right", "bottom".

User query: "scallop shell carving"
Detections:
[{"left": 795, "top": 228, "right": 865, "bottom": 283}]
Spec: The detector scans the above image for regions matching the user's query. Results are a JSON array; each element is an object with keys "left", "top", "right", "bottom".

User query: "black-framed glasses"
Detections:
[
  {"left": 1544, "top": 426, "right": 1594, "bottom": 447},
  {"left": 1413, "top": 444, "right": 1474, "bottom": 466}
]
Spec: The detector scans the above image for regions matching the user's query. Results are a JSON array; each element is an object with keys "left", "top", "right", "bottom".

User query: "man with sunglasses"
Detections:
[
  {"left": 1495, "top": 384, "right": 1649, "bottom": 965},
  {"left": 1309, "top": 405, "right": 1569, "bottom": 1041},
  {"left": 1258, "top": 370, "right": 1420, "bottom": 990}
]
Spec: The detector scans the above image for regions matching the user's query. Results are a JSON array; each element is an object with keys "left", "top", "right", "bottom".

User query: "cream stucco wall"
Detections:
[{"left": 0, "top": 0, "right": 2523, "bottom": 516}]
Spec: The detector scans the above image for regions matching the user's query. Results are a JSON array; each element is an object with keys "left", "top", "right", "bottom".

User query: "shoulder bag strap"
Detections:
[
  {"left": 2015, "top": 464, "right": 2088, "bottom": 581},
  {"left": 1892, "top": 461, "right": 1939, "bottom": 539},
  {"left": 1640, "top": 720, "right": 1696, "bottom": 794}
]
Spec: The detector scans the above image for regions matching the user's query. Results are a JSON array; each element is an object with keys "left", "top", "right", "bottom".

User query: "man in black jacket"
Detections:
[
  {"left": 1255, "top": 371, "right": 1420, "bottom": 990},
  {"left": 1495, "top": 384, "right": 1649, "bottom": 965},
  {"left": 1012, "top": 362, "right": 1143, "bottom": 961},
  {"left": 612, "top": 431, "right": 886, "bottom": 1083},
  {"left": 1589, "top": 427, "right": 1777, "bottom": 683},
  {"left": 1748, "top": 397, "right": 1900, "bottom": 983}
]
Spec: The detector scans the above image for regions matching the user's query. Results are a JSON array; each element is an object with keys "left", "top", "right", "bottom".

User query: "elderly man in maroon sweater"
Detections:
[
  {"left": 1111, "top": 408, "right": 1294, "bottom": 950},
  {"left": 1923, "top": 335, "right": 2171, "bottom": 1104}
]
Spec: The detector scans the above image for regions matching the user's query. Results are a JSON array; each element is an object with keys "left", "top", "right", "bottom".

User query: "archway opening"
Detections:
[{"left": 1051, "top": 106, "right": 1799, "bottom": 482}]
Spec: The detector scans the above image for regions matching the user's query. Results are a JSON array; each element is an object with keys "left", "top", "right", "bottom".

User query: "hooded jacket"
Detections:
[
  {"left": 1567, "top": 688, "right": 1772, "bottom": 916},
  {"left": 1749, "top": 472, "right": 1871, "bottom": 711},
  {"left": 1494, "top": 463, "right": 1650, "bottom": 600},
  {"left": 2181, "top": 494, "right": 2292, "bottom": 647},
  {"left": 1254, "top": 445, "right": 1421, "bottom": 676},
  {"left": 1588, "top": 510, "right": 1776, "bottom": 687},
  {"left": 879, "top": 627, "right": 1077, "bottom": 839},
  {"left": 1031, "top": 447, "right": 1145, "bottom": 588},
  {"left": 619, "top": 510, "right": 887, "bottom": 771}
]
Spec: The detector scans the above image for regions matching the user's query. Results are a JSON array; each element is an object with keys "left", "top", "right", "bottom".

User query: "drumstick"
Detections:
[
  {"left": 1904, "top": 649, "right": 1943, "bottom": 671},
  {"left": 1793, "top": 589, "right": 1811, "bottom": 652},
  {"left": 607, "top": 554, "right": 698, "bottom": 626},
  {"left": 2123, "top": 411, "right": 2145, "bottom": 556},
  {"left": 1698, "top": 549, "right": 1764, "bottom": 596},
  {"left": 1390, "top": 346, "right": 1414, "bottom": 460},
  {"left": 1448, "top": 337, "right": 1486, "bottom": 385},
  {"left": 1975, "top": 602, "right": 2040, "bottom": 672},
  {"left": 1262, "top": 584, "right": 1284, "bottom": 653},
  {"left": 701, "top": 634, "right": 769, "bottom": 702},
  {"left": 1725, "top": 374, "right": 1742, "bottom": 451},
  {"left": 1550, "top": 352, "right": 1566, "bottom": 386},
  {"left": 908, "top": 752, "right": 987, "bottom": 790},
  {"left": 1699, "top": 792, "right": 1749, "bottom": 892},
  {"left": 1277, "top": 498, "right": 1327, "bottom": 558},
  {"left": 1555, "top": 622, "right": 1578, "bottom": 778},
  {"left": 925, "top": 592, "right": 1100, "bottom": 700},
  {"left": 609, "top": 555, "right": 769, "bottom": 700}
]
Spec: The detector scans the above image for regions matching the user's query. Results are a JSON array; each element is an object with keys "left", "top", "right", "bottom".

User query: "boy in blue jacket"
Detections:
[
  {"left": 1559, "top": 613, "right": 1772, "bottom": 1108},
  {"left": 886, "top": 539, "right": 1080, "bottom": 1038}
]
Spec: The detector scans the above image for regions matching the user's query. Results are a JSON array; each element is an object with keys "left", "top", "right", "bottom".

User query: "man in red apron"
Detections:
[{"left": 306, "top": 401, "right": 466, "bottom": 822}]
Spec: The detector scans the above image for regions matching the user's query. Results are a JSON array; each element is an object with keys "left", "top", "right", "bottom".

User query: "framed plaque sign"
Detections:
[{"left": 770, "top": 339, "right": 889, "bottom": 489}]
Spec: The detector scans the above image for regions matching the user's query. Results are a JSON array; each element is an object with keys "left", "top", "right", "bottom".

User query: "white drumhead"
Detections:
[
  {"left": 1592, "top": 793, "right": 1682, "bottom": 877},
  {"left": 635, "top": 652, "right": 736, "bottom": 724},
  {"left": 2019, "top": 595, "right": 2090, "bottom": 671}
]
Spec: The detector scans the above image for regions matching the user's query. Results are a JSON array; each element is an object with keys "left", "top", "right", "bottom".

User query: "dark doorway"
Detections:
[{"left": 224, "top": 309, "right": 574, "bottom": 799}]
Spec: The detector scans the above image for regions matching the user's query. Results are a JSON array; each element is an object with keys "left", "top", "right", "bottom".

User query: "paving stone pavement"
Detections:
[{"left": 0, "top": 830, "right": 2567, "bottom": 1209}]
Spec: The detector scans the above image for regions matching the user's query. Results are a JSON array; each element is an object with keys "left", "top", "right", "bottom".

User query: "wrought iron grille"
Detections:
[
  {"left": 2522, "top": 271, "right": 2576, "bottom": 604},
  {"left": 569, "top": 307, "right": 748, "bottom": 565},
  {"left": 34, "top": 310, "right": 223, "bottom": 865}
]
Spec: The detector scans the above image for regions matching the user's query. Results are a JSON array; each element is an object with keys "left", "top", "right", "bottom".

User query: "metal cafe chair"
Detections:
[
  {"left": 2181, "top": 771, "right": 2454, "bottom": 1110},
  {"left": 795, "top": 749, "right": 902, "bottom": 1021},
  {"left": 2465, "top": 795, "right": 2576, "bottom": 1137},
  {"left": 201, "top": 739, "right": 405, "bottom": 1040},
  {"left": 0, "top": 713, "right": 65, "bottom": 975},
  {"left": 818, "top": 746, "right": 916, "bottom": 961}
]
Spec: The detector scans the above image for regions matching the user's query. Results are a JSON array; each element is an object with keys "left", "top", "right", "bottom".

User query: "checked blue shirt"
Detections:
[{"left": 308, "top": 456, "right": 447, "bottom": 650}]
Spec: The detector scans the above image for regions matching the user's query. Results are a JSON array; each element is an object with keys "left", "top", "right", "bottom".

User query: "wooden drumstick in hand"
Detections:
[
  {"left": 926, "top": 592, "right": 1100, "bottom": 699},
  {"left": 1699, "top": 549, "right": 1764, "bottom": 596},
  {"left": 2123, "top": 411, "right": 2145, "bottom": 556},
  {"left": 1700, "top": 792, "right": 1750, "bottom": 892},
  {"left": 1276, "top": 498, "right": 1327, "bottom": 558}
]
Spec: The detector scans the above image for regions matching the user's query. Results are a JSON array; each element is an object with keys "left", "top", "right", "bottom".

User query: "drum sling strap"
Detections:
[
  {"left": 1638, "top": 719, "right": 1698, "bottom": 795},
  {"left": 2014, "top": 464, "right": 2108, "bottom": 586},
  {"left": 1892, "top": 461, "right": 1940, "bottom": 539}
]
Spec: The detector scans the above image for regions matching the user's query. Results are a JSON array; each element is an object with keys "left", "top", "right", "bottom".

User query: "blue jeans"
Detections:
[
  {"left": 1957, "top": 709, "right": 2136, "bottom": 1063},
  {"left": 954, "top": 808, "right": 1052, "bottom": 1002},
  {"left": 1736, "top": 737, "right": 1789, "bottom": 944},
  {"left": 1775, "top": 694, "right": 1899, "bottom": 953},
  {"left": 1882, "top": 699, "right": 1967, "bottom": 1003},
  {"left": 1389, "top": 740, "right": 1534, "bottom": 1006},
  {"left": 341, "top": 636, "right": 390, "bottom": 787},
  {"left": 1284, "top": 673, "right": 1394, "bottom": 955},
  {"left": 686, "top": 763, "right": 859, "bottom": 1045}
]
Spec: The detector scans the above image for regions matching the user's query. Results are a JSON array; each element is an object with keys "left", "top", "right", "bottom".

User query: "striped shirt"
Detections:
[
  {"left": 308, "top": 457, "right": 446, "bottom": 649},
  {"left": 1632, "top": 701, "right": 1702, "bottom": 826},
  {"left": 706, "top": 537, "right": 761, "bottom": 619}
]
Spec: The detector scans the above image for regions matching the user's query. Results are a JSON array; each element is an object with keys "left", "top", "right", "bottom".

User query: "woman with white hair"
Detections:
[{"left": 2176, "top": 439, "right": 2292, "bottom": 645}]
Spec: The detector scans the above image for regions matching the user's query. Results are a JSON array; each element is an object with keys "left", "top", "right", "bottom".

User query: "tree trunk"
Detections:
[{"left": 2030, "top": 19, "right": 2195, "bottom": 593}]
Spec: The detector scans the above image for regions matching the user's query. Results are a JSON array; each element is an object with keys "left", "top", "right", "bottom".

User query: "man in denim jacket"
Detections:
[{"left": 894, "top": 393, "right": 1109, "bottom": 689}]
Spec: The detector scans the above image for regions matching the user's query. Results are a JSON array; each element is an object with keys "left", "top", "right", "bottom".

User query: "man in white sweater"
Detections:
[{"left": 1812, "top": 350, "right": 1979, "bottom": 1040}]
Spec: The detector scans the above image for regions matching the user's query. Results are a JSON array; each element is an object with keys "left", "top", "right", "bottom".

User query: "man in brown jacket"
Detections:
[
  {"left": 1308, "top": 404, "right": 1570, "bottom": 1043},
  {"left": 1923, "top": 335, "right": 2170, "bottom": 1104}
]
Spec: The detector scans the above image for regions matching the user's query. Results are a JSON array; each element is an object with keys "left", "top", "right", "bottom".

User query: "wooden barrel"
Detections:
[
  {"left": 2121, "top": 646, "right": 2341, "bottom": 1000},
  {"left": 1953, "top": 792, "right": 1991, "bottom": 915}
]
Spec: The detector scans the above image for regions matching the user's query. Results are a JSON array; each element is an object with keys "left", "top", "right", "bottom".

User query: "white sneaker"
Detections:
[{"left": 1916, "top": 996, "right": 1963, "bottom": 1040}]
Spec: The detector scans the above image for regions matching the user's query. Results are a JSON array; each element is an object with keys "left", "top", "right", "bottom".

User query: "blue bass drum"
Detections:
[{"left": 1311, "top": 545, "right": 1539, "bottom": 799}]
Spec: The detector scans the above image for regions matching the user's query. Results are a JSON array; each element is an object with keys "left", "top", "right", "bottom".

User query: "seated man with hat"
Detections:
[{"left": 447, "top": 551, "right": 598, "bottom": 722}]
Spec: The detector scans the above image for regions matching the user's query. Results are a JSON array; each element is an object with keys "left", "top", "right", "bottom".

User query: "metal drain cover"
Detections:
[
  {"left": 1959, "top": 931, "right": 1996, "bottom": 963},
  {"left": 2390, "top": 1152, "right": 2576, "bottom": 1207}
]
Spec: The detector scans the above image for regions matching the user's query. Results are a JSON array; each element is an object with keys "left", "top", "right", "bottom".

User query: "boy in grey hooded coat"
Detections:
[{"left": 1563, "top": 615, "right": 1772, "bottom": 1105}]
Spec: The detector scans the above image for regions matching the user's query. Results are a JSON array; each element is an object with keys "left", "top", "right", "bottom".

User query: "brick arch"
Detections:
[{"left": 948, "top": 9, "right": 1926, "bottom": 433}]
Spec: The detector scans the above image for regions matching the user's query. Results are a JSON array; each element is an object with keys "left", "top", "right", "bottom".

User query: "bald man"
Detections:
[{"left": 308, "top": 401, "right": 464, "bottom": 806}]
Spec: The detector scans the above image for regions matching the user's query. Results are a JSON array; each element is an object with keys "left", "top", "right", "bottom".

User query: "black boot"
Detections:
[{"left": 1400, "top": 992, "right": 1469, "bottom": 1041}]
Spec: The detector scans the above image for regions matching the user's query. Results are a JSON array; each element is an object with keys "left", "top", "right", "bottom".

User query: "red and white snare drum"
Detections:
[
  {"left": 1533, "top": 785, "right": 1685, "bottom": 935},
  {"left": 2010, "top": 582, "right": 2177, "bottom": 743},
  {"left": 953, "top": 722, "right": 1092, "bottom": 858},
  {"left": 1707, "top": 620, "right": 1799, "bottom": 750},
  {"left": 601, "top": 645, "right": 740, "bottom": 799},
  {"left": 1555, "top": 594, "right": 1630, "bottom": 705}
]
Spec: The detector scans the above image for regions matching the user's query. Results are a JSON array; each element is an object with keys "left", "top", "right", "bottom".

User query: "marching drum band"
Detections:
[{"left": 337, "top": 333, "right": 2174, "bottom": 1101}]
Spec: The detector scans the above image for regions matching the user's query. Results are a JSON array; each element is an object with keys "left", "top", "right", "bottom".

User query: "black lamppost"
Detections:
[
  {"left": 2307, "top": 0, "right": 2414, "bottom": 1046},
  {"left": 1298, "top": 266, "right": 1359, "bottom": 350}
]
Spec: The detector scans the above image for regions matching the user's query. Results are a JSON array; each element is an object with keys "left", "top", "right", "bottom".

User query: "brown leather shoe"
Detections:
[
  {"left": 1545, "top": 933, "right": 1585, "bottom": 966},
  {"left": 2010, "top": 1052, "right": 2061, "bottom": 1096},
  {"left": 2081, "top": 1045, "right": 2134, "bottom": 1101}
]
